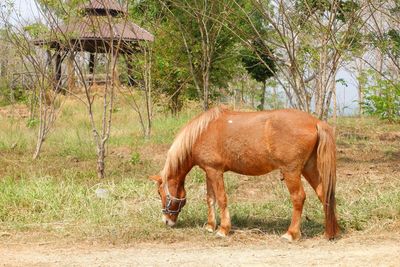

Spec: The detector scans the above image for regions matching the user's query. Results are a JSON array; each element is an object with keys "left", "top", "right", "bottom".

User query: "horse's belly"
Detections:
[
  {"left": 224, "top": 148, "right": 276, "bottom": 175},
  {"left": 228, "top": 162, "right": 274, "bottom": 176}
]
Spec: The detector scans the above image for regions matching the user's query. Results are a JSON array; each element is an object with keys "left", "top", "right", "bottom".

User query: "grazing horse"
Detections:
[{"left": 150, "top": 106, "right": 339, "bottom": 241}]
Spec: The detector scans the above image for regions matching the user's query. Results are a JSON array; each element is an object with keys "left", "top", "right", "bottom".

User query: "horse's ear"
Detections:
[{"left": 149, "top": 175, "right": 162, "bottom": 184}]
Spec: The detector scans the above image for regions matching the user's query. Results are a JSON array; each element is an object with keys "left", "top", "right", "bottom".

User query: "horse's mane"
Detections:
[{"left": 161, "top": 106, "right": 226, "bottom": 183}]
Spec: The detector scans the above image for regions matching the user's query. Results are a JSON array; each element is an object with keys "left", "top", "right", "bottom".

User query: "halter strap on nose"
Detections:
[{"left": 162, "top": 181, "right": 186, "bottom": 215}]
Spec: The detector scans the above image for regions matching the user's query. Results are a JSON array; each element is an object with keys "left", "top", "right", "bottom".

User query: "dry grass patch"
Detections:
[{"left": 0, "top": 102, "right": 399, "bottom": 244}]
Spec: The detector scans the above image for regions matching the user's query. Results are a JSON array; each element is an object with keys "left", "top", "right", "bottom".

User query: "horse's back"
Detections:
[{"left": 193, "top": 108, "right": 321, "bottom": 175}]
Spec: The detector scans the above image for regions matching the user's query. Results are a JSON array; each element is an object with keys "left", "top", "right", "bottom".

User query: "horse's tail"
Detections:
[{"left": 316, "top": 121, "right": 339, "bottom": 239}]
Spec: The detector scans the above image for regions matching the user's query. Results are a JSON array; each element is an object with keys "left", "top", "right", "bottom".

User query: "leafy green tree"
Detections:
[
  {"left": 128, "top": 0, "right": 192, "bottom": 115},
  {"left": 130, "top": 0, "right": 244, "bottom": 112},
  {"left": 155, "top": 0, "right": 243, "bottom": 110},
  {"left": 241, "top": 38, "right": 276, "bottom": 110}
]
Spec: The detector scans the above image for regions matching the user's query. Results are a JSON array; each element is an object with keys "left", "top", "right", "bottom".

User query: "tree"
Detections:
[
  {"left": 241, "top": 38, "right": 276, "bottom": 110},
  {"left": 129, "top": 0, "right": 192, "bottom": 116},
  {"left": 17, "top": 0, "right": 126, "bottom": 177},
  {"left": 1, "top": 4, "right": 63, "bottom": 159},
  {"left": 355, "top": 0, "right": 400, "bottom": 121},
  {"left": 232, "top": 0, "right": 364, "bottom": 120},
  {"left": 159, "top": 0, "right": 241, "bottom": 110}
]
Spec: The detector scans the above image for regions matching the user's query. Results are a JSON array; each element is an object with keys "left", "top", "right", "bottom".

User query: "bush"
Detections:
[
  {"left": 362, "top": 78, "right": 400, "bottom": 123},
  {"left": 0, "top": 82, "right": 28, "bottom": 106}
]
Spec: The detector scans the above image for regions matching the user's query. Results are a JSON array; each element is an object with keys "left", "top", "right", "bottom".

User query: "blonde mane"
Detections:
[{"left": 161, "top": 106, "right": 225, "bottom": 182}]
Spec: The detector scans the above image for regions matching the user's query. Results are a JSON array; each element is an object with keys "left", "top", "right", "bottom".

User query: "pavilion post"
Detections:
[
  {"left": 89, "top": 53, "right": 95, "bottom": 74},
  {"left": 125, "top": 53, "right": 135, "bottom": 86},
  {"left": 89, "top": 53, "right": 95, "bottom": 85},
  {"left": 45, "top": 49, "right": 52, "bottom": 69},
  {"left": 54, "top": 51, "right": 62, "bottom": 92}
]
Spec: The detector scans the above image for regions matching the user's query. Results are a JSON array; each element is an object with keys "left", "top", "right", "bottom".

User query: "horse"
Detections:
[{"left": 150, "top": 106, "right": 339, "bottom": 241}]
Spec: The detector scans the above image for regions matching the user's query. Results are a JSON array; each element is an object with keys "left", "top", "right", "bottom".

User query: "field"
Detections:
[{"left": 0, "top": 97, "right": 399, "bottom": 265}]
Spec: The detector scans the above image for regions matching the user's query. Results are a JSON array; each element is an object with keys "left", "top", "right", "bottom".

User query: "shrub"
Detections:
[{"left": 362, "top": 78, "right": 400, "bottom": 123}]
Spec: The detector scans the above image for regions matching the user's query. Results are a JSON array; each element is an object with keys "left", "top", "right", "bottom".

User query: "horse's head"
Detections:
[{"left": 149, "top": 175, "right": 186, "bottom": 227}]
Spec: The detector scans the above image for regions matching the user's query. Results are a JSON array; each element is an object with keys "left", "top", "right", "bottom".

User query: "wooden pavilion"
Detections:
[{"left": 34, "top": 0, "right": 154, "bottom": 91}]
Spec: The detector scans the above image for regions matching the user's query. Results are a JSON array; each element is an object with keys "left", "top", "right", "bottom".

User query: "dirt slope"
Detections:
[{"left": 2, "top": 234, "right": 399, "bottom": 266}]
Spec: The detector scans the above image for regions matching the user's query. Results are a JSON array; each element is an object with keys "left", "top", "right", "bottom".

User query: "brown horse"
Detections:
[{"left": 150, "top": 106, "right": 339, "bottom": 241}]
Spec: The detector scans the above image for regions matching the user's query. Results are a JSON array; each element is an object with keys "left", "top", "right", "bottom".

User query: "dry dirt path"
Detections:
[{"left": 1, "top": 234, "right": 400, "bottom": 266}]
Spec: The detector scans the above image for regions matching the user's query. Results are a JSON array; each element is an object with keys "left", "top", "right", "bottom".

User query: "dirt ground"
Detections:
[{"left": 1, "top": 233, "right": 400, "bottom": 266}]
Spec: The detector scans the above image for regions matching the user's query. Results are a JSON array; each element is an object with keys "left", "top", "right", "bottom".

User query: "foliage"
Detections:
[
  {"left": 127, "top": 0, "right": 191, "bottom": 114},
  {"left": 128, "top": 0, "right": 246, "bottom": 112},
  {"left": 241, "top": 38, "right": 276, "bottom": 110},
  {"left": 387, "top": 29, "right": 400, "bottom": 58},
  {"left": 241, "top": 39, "right": 276, "bottom": 83},
  {"left": 26, "top": 117, "right": 40, "bottom": 128},
  {"left": 23, "top": 22, "right": 49, "bottom": 38},
  {"left": 130, "top": 151, "right": 141, "bottom": 165},
  {"left": 362, "top": 75, "right": 400, "bottom": 123},
  {"left": 295, "top": 0, "right": 359, "bottom": 22},
  {"left": 0, "top": 84, "right": 29, "bottom": 106},
  {"left": 36, "top": 0, "right": 84, "bottom": 18}
]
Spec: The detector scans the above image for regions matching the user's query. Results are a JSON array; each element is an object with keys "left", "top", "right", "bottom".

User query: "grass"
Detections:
[{"left": 0, "top": 98, "right": 399, "bottom": 244}]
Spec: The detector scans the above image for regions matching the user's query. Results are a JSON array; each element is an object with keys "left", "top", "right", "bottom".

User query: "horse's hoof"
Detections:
[
  {"left": 205, "top": 224, "right": 215, "bottom": 233},
  {"left": 281, "top": 233, "right": 293, "bottom": 242},
  {"left": 216, "top": 228, "right": 230, "bottom": 238},
  {"left": 216, "top": 231, "right": 227, "bottom": 238},
  {"left": 281, "top": 232, "right": 300, "bottom": 242}
]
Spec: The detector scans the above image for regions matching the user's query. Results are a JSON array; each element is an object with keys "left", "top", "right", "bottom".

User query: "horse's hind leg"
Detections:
[
  {"left": 282, "top": 170, "right": 306, "bottom": 242},
  {"left": 205, "top": 168, "right": 231, "bottom": 237},
  {"left": 205, "top": 176, "right": 217, "bottom": 232},
  {"left": 302, "top": 155, "right": 324, "bottom": 203}
]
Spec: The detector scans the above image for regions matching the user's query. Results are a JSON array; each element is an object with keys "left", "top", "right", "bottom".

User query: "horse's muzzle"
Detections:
[{"left": 162, "top": 215, "right": 176, "bottom": 227}]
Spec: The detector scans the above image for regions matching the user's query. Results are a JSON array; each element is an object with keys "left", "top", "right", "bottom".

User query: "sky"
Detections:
[
  {"left": 11, "top": 0, "right": 41, "bottom": 22},
  {"left": 8, "top": 0, "right": 360, "bottom": 115}
]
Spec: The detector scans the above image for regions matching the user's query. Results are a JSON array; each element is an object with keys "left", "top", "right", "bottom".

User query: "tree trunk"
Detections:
[
  {"left": 32, "top": 90, "right": 47, "bottom": 160},
  {"left": 240, "top": 77, "right": 245, "bottom": 107},
  {"left": 272, "top": 86, "right": 277, "bottom": 109},
  {"left": 110, "top": 53, "right": 118, "bottom": 87},
  {"left": 67, "top": 52, "right": 75, "bottom": 92},
  {"left": 292, "top": 70, "right": 309, "bottom": 112},
  {"left": 143, "top": 46, "right": 153, "bottom": 138},
  {"left": 97, "top": 145, "right": 106, "bottom": 179},
  {"left": 202, "top": 72, "right": 209, "bottom": 110},
  {"left": 33, "top": 132, "right": 44, "bottom": 160},
  {"left": 259, "top": 80, "right": 266, "bottom": 110},
  {"left": 125, "top": 53, "right": 135, "bottom": 86},
  {"left": 356, "top": 59, "right": 364, "bottom": 117},
  {"left": 170, "top": 91, "right": 181, "bottom": 116},
  {"left": 331, "top": 69, "right": 337, "bottom": 129}
]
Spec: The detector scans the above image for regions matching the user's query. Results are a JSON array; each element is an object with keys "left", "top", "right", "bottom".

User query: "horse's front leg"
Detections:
[
  {"left": 206, "top": 168, "right": 231, "bottom": 237},
  {"left": 205, "top": 177, "right": 216, "bottom": 232}
]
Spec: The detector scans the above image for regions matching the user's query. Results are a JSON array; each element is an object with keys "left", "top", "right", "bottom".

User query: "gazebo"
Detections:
[{"left": 34, "top": 0, "right": 154, "bottom": 91}]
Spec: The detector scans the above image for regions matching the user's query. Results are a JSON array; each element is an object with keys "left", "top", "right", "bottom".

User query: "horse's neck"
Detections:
[{"left": 166, "top": 161, "right": 193, "bottom": 195}]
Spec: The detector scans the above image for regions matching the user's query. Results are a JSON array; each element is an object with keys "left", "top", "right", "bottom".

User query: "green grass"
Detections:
[{"left": 0, "top": 100, "right": 399, "bottom": 243}]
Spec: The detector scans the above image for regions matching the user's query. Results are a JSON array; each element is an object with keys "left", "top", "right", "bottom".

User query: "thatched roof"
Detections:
[
  {"left": 34, "top": 0, "right": 154, "bottom": 53},
  {"left": 82, "top": 0, "right": 127, "bottom": 16}
]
